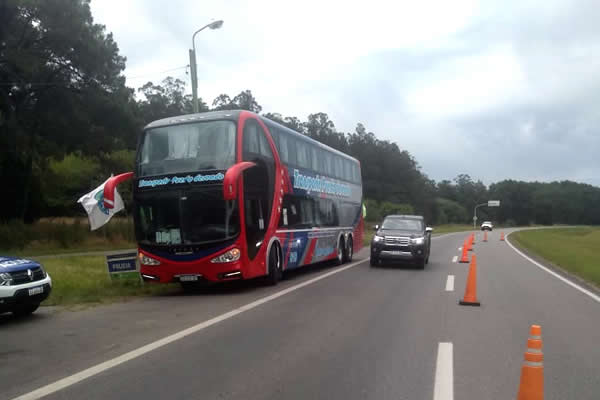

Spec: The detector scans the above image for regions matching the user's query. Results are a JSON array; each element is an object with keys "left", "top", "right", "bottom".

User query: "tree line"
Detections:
[{"left": 1, "top": 0, "right": 599, "bottom": 226}]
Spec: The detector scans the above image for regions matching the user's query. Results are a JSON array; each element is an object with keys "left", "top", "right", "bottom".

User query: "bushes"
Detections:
[
  {"left": 0, "top": 218, "right": 135, "bottom": 252},
  {"left": 364, "top": 199, "right": 414, "bottom": 222},
  {"left": 435, "top": 198, "right": 469, "bottom": 224}
]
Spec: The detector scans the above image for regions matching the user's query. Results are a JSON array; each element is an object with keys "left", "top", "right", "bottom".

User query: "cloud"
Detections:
[{"left": 90, "top": 0, "right": 600, "bottom": 187}]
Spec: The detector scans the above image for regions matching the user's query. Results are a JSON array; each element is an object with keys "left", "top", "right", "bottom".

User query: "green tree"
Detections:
[
  {"left": 232, "top": 90, "right": 262, "bottom": 113},
  {"left": 211, "top": 94, "right": 235, "bottom": 110},
  {"left": 0, "top": 0, "right": 135, "bottom": 221},
  {"left": 137, "top": 77, "right": 206, "bottom": 123}
]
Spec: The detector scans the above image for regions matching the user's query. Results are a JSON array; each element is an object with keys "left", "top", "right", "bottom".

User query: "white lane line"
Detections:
[
  {"left": 11, "top": 258, "right": 367, "bottom": 400},
  {"left": 451, "top": 256, "right": 458, "bottom": 263},
  {"left": 433, "top": 342, "right": 454, "bottom": 400},
  {"left": 506, "top": 232, "right": 600, "bottom": 304},
  {"left": 445, "top": 275, "right": 455, "bottom": 291}
]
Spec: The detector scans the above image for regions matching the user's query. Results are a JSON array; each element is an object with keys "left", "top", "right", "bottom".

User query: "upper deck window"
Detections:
[{"left": 139, "top": 120, "right": 236, "bottom": 177}]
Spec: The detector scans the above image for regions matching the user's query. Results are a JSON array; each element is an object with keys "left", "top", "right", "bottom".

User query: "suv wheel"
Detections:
[{"left": 12, "top": 303, "right": 39, "bottom": 317}]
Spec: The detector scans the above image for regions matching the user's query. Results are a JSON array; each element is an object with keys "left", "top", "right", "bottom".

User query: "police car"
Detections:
[{"left": 0, "top": 256, "right": 52, "bottom": 316}]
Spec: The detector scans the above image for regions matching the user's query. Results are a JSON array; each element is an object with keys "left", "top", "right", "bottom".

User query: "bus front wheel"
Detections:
[{"left": 265, "top": 243, "right": 282, "bottom": 286}]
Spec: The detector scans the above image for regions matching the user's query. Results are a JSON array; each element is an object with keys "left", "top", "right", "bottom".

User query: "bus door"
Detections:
[{"left": 241, "top": 118, "right": 275, "bottom": 260}]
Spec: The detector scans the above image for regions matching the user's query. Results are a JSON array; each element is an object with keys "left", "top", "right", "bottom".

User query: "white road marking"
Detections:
[
  {"left": 452, "top": 256, "right": 458, "bottom": 263},
  {"left": 506, "top": 232, "right": 600, "bottom": 304},
  {"left": 10, "top": 258, "right": 367, "bottom": 400},
  {"left": 445, "top": 275, "right": 455, "bottom": 291},
  {"left": 433, "top": 342, "right": 454, "bottom": 400},
  {"left": 458, "top": 247, "right": 462, "bottom": 251}
]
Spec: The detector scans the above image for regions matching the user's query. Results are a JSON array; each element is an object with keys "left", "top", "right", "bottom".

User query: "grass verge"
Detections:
[
  {"left": 511, "top": 227, "right": 600, "bottom": 288},
  {"left": 42, "top": 256, "right": 178, "bottom": 306}
]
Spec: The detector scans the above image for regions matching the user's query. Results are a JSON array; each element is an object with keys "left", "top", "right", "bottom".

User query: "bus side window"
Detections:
[
  {"left": 296, "top": 140, "right": 309, "bottom": 169},
  {"left": 258, "top": 131, "right": 273, "bottom": 159},
  {"left": 311, "top": 146, "right": 319, "bottom": 172},
  {"left": 344, "top": 159, "right": 352, "bottom": 182},
  {"left": 278, "top": 130, "right": 289, "bottom": 163},
  {"left": 243, "top": 122, "right": 260, "bottom": 155},
  {"left": 284, "top": 133, "right": 295, "bottom": 165}
]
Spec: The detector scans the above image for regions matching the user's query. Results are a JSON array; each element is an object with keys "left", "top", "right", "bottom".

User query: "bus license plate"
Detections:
[
  {"left": 28, "top": 286, "right": 44, "bottom": 296},
  {"left": 179, "top": 275, "right": 198, "bottom": 282}
]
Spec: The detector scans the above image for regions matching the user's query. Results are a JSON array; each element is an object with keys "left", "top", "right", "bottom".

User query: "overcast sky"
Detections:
[{"left": 91, "top": 0, "right": 600, "bottom": 187}]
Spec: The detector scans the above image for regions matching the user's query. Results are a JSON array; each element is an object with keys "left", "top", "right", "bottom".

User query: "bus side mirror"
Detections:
[
  {"left": 426, "top": 227, "right": 433, "bottom": 233},
  {"left": 374, "top": 225, "right": 379, "bottom": 230},
  {"left": 103, "top": 172, "right": 134, "bottom": 209},
  {"left": 223, "top": 161, "right": 256, "bottom": 200}
]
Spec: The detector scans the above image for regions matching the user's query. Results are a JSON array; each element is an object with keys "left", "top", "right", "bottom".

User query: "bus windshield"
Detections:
[
  {"left": 139, "top": 120, "right": 236, "bottom": 177},
  {"left": 135, "top": 188, "right": 240, "bottom": 245}
]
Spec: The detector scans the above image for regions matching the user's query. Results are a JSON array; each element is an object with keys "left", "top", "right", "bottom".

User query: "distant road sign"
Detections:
[
  {"left": 473, "top": 216, "right": 478, "bottom": 221},
  {"left": 488, "top": 200, "right": 500, "bottom": 207}
]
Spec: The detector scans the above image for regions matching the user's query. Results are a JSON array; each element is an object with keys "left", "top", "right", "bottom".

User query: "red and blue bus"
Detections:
[{"left": 104, "top": 110, "right": 363, "bottom": 288}]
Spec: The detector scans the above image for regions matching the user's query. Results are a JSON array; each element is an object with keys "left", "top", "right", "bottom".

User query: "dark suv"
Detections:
[{"left": 370, "top": 215, "right": 432, "bottom": 268}]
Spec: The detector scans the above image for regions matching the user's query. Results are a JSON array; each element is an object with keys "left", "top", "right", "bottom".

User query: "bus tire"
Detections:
[
  {"left": 265, "top": 243, "right": 282, "bottom": 286},
  {"left": 334, "top": 237, "right": 344, "bottom": 266},
  {"left": 343, "top": 235, "right": 353, "bottom": 263}
]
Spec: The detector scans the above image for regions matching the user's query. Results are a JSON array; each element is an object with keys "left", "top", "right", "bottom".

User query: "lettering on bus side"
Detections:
[
  {"left": 138, "top": 173, "right": 225, "bottom": 188},
  {"left": 292, "top": 169, "right": 351, "bottom": 197}
]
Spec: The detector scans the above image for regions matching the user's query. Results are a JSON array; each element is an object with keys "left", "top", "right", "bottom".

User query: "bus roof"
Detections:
[
  {"left": 260, "top": 115, "right": 359, "bottom": 164},
  {"left": 143, "top": 110, "right": 242, "bottom": 130},
  {"left": 143, "top": 110, "right": 359, "bottom": 164}
]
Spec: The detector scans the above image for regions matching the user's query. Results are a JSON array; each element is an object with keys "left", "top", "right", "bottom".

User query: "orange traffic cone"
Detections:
[
  {"left": 459, "top": 254, "right": 480, "bottom": 306},
  {"left": 483, "top": 231, "right": 488, "bottom": 242},
  {"left": 471, "top": 232, "right": 476, "bottom": 245},
  {"left": 517, "top": 325, "right": 544, "bottom": 400},
  {"left": 500, "top": 232, "right": 505, "bottom": 241},
  {"left": 459, "top": 241, "right": 469, "bottom": 263}
]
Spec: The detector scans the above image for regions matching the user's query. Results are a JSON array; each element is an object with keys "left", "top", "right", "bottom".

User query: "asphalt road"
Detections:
[{"left": 2, "top": 229, "right": 599, "bottom": 399}]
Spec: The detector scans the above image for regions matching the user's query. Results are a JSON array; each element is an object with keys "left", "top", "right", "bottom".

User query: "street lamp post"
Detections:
[
  {"left": 473, "top": 202, "right": 487, "bottom": 231},
  {"left": 189, "top": 20, "right": 223, "bottom": 113},
  {"left": 473, "top": 200, "right": 501, "bottom": 230}
]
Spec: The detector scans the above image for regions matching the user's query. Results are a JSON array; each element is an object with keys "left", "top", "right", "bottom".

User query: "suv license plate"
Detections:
[
  {"left": 179, "top": 275, "right": 198, "bottom": 282},
  {"left": 28, "top": 286, "right": 44, "bottom": 296}
]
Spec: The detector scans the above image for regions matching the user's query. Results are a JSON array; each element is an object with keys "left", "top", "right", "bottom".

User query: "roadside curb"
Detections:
[{"left": 506, "top": 230, "right": 600, "bottom": 299}]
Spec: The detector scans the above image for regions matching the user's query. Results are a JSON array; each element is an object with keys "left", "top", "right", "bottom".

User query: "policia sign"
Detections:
[{"left": 105, "top": 252, "right": 140, "bottom": 281}]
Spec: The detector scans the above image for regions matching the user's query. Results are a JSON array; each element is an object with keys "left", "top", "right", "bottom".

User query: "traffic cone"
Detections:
[
  {"left": 459, "top": 254, "right": 480, "bottom": 306},
  {"left": 471, "top": 232, "right": 476, "bottom": 245},
  {"left": 517, "top": 325, "right": 544, "bottom": 400},
  {"left": 500, "top": 232, "right": 505, "bottom": 241},
  {"left": 483, "top": 231, "right": 488, "bottom": 242},
  {"left": 459, "top": 241, "right": 469, "bottom": 263},
  {"left": 467, "top": 235, "right": 474, "bottom": 251}
]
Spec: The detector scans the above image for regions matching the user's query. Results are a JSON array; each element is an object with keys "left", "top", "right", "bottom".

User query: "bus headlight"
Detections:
[
  {"left": 211, "top": 248, "right": 241, "bottom": 263},
  {"left": 139, "top": 253, "right": 161, "bottom": 266},
  {"left": 411, "top": 237, "right": 425, "bottom": 245},
  {"left": 373, "top": 235, "right": 384, "bottom": 243}
]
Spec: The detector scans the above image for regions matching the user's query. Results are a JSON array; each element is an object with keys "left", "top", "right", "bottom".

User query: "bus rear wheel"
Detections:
[
  {"left": 343, "top": 235, "right": 353, "bottom": 263},
  {"left": 265, "top": 243, "right": 282, "bottom": 286},
  {"left": 334, "top": 237, "right": 344, "bottom": 266}
]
